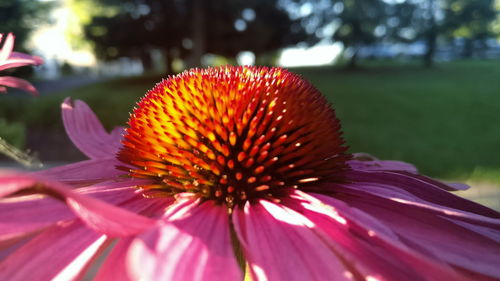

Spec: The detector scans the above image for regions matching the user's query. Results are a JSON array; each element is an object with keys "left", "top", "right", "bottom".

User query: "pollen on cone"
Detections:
[{"left": 118, "top": 66, "right": 350, "bottom": 207}]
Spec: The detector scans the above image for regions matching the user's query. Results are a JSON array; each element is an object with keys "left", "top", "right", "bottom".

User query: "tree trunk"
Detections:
[
  {"left": 461, "top": 38, "right": 473, "bottom": 59},
  {"left": 164, "top": 48, "right": 174, "bottom": 75},
  {"left": 423, "top": 0, "right": 437, "bottom": 68},
  {"left": 423, "top": 31, "right": 436, "bottom": 68},
  {"left": 348, "top": 48, "right": 359, "bottom": 69},
  {"left": 140, "top": 49, "right": 153, "bottom": 72}
]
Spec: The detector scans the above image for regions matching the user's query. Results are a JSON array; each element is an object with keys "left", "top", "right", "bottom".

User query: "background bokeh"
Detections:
[{"left": 1, "top": 0, "right": 500, "bottom": 208}]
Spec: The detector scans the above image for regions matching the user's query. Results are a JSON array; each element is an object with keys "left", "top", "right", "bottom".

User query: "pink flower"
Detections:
[
  {"left": 1, "top": 66, "right": 499, "bottom": 281},
  {"left": 0, "top": 33, "right": 43, "bottom": 96}
]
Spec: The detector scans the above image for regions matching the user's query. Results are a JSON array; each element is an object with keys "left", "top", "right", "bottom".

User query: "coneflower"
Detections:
[{"left": 1, "top": 66, "right": 498, "bottom": 281}]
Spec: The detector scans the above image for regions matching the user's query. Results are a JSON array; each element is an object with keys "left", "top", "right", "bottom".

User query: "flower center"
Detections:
[{"left": 117, "top": 66, "right": 350, "bottom": 208}]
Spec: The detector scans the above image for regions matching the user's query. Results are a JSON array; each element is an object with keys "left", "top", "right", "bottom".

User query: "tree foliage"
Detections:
[
  {"left": 73, "top": 0, "right": 500, "bottom": 69},
  {"left": 304, "top": 0, "right": 498, "bottom": 67},
  {"left": 442, "top": 0, "right": 498, "bottom": 57},
  {"left": 333, "top": 0, "right": 388, "bottom": 64},
  {"left": 80, "top": 0, "right": 316, "bottom": 71},
  {"left": 0, "top": 0, "right": 52, "bottom": 52}
]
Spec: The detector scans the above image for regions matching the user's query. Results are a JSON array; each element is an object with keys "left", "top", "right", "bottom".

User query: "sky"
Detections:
[{"left": 30, "top": 4, "right": 96, "bottom": 67}]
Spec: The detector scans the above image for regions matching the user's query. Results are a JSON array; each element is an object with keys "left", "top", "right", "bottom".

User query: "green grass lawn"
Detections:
[
  {"left": 298, "top": 60, "right": 500, "bottom": 182},
  {"left": 1, "top": 60, "right": 500, "bottom": 183}
]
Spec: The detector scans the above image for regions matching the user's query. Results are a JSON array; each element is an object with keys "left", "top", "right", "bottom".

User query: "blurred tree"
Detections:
[
  {"left": 301, "top": 0, "right": 392, "bottom": 68},
  {"left": 307, "top": 0, "right": 498, "bottom": 67},
  {"left": 0, "top": 0, "right": 52, "bottom": 52},
  {"left": 318, "top": 0, "right": 441, "bottom": 67},
  {"left": 0, "top": 0, "right": 52, "bottom": 79},
  {"left": 332, "top": 0, "right": 389, "bottom": 68},
  {"left": 66, "top": 0, "right": 121, "bottom": 53},
  {"left": 205, "top": 0, "right": 314, "bottom": 65},
  {"left": 80, "top": 0, "right": 184, "bottom": 73},
  {"left": 389, "top": 0, "right": 498, "bottom": 65},
  {"left": 79, "top": 0, "right": 316, "bottom": 72},
  {"left": 442, "top": 0, "right": 498, "bottom": 58},
  {"left": 387, "top": 0, "right": 440, "bottom": 67}
]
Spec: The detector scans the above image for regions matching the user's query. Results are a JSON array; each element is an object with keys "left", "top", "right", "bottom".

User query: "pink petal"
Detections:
[
  {"left": 92, "top": 198, "right": 172, "bottom": 281},
  {"left": 0, "top": 231, "right": 39, "bottom": 262},
  {"left": 32, "top": 158, "right": 127, "bottom": 184},
  {"left": 62, "top": 98, "right": 123, "bottom": 159},
  {"left": 289, "top": 191, "right": 473, "bottom": 281},
  {"left": 94, "top": 238, "right": 134, "bottom": 281},
  {"left": 0, "top": 221, "right": 110, "bottom": 281},
  {"left": 0, "top": 33, "right": 14, "bottom": 64},
  {"left": 446, "top": 219, "right": 500, "bottom": 243},
  {"left": 446, "top": 182, "right": 470, "bottom": 191},
  {"left": 341, "top": 170, "right": 498, "bottom": 219},
  {"left": 0, "top": 76, "right": 38, "bottom": 96},
  {"left": 282, "top": 194, "right": 425, "bottom": 281},
  {"left": 0, "top": 172, "right": 155, "bottom": 237},
  {"left": 313, "top": 190, "right": 500, "bottom": 279},
  {"left": 348, "top": 153, "right": 418, "bottom": 173},
  {"left": 233, "top": 199, "right": 354, "bottom": 281},
  {"left": 110, "top": 126, "right": 126, "bottom": 144},
  {"left": 10, "top": 52, "right": 44, "bottom": 63},
  {"left": 128, "top": 200, "right": 242, "bottom": 281},
  {"left": 0, "top": 52, "right": 43, "bottom": 71},
  {"left": 330, "top": 179, "right": 500, "bottom": 236},
  {"left": 376, "top": 170, "right": 470, "bottom": 192}
]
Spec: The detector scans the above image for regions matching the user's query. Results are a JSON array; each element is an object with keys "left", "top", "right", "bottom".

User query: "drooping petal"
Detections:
[
  {"left": 0, "top": 221, "right": 110, "bottom": 281},
  {"left": 127, "top": 199, "right": 242, "bottom": 281},
  {"left": 0, "top": 76, "right": 38, "bottom": 95},
  {"left": 0, "top": 172, "right": 155, "bottom": 237},
  {"left": 314, "top": 187, "right": 500, "bottom": 280},
  {"left": 0, "top": 196, "right": 72, "bottom": 242},
  {"left": 62, "top": 98, "right": 123, "bottom": 159},
  {"left": 32, "top": 158, "right": 127, "bottom": 184},
  {"left": 0, "top": 179, "right": 144, "bottom": 243},
  {"left": 233, "top": 199, "right": 354, "bottom": 281}
]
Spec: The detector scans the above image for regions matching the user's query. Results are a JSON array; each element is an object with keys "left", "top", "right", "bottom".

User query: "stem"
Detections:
[
  {"left": 229, "top": 214, "right": 250, "bottom": 280},
  {"left": 0, "top": 137, "right": 42, "bottom": 168}
]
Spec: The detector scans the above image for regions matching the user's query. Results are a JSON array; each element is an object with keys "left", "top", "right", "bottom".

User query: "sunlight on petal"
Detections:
[{"left": 53, "top": 235, "right": 108, "bottom": 281}]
